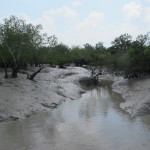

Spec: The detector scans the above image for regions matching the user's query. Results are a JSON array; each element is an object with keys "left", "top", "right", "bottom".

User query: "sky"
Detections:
[{"left": 0, "top": 0, "right": 150, "bottom": 47}]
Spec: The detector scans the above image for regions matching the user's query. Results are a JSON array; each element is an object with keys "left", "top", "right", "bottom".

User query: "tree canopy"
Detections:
[{"left": 0, "top": 15, "right": 150, "bottom": 79}]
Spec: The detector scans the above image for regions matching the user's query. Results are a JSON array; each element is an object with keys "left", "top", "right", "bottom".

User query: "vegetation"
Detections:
[{"left": 0, "top": 16, "right": 150, "bottom": 79}]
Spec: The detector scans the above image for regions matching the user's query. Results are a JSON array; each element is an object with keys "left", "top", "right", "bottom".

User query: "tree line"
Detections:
[{"left": 0, "top": 16, "right": 150, "bottom": 79}]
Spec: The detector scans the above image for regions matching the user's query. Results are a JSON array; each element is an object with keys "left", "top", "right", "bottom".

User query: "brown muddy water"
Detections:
[{"left": 0, "top": 86, "right": 150, "bottom": 150}]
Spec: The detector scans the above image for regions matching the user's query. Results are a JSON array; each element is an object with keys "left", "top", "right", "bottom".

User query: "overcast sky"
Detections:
[{"left": 0, "top": 0, "right": 150, "bottom": 47}]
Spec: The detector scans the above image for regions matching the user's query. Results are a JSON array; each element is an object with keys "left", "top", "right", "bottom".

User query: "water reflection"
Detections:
[{"left": 0, "top": 86, "right": 150, "bottom": 150}]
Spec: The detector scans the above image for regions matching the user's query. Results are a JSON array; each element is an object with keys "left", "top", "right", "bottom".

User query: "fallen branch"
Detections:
[{"left": 27, "top": 66, "right": 44, "bottom": 80}]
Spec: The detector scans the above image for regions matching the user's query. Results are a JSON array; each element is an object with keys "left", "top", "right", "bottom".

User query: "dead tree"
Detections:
[
  {"left": 89, "top": 65, "right": 103, "bottom": 82},
  {"left": 27, "top": 66, "right": 44, "bottom": 80}
]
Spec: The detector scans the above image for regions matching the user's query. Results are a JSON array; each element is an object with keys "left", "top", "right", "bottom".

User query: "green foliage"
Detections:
[
  {"left": 108, "top": 33, "right": 150, "bottom": 76},
  {"left": 0, "top": 15, "right": 45, "bottom": 76},
  {"left": 110, "top": 33, "right": 132, "bottom": 55},
  {"left": 0, "top": 15, "right": 149, "bottom": 79},
  {"left": 48, "top": 43, "right": 70, "bottom": 67}
]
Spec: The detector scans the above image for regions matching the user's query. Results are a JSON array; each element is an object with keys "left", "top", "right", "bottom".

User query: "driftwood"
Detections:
[{"left": 27, "top": 66, "right": 44, "bottom": 80}]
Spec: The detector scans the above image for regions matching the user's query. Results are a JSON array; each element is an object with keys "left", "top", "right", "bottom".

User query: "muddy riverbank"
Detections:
[
  {"left": 99, "top": 74, "right": 150, "bottom": 116},
  {"left": 0, "top": 67, "right": 90, "bottom": 122},
  {"left": 0, "top": 67, "right": 150, "bottom": 122}
]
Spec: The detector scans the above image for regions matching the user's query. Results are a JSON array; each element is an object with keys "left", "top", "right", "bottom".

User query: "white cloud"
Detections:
[
  {"left": 19, "top": 6, "right": 78, "bottom": 38},
  {"left": 123, "top": 1, "right": 142, "bottom": 19},
  {"left": 144, "top": 7, "right": 150, "bottom": 25},
  {"left": 46, "top": 6, "right": 77, "bottom": 18},
  {"left": 61, "top": 11, "right": 109, "bottom": 46},
  {"left": 20, "top": 14, "right": 55, "bottom": 26},
  {"left": 72, "top": 0, "right": 81, "bottom": 7},
  {"left": 61, "top": 8, "right": 147, "bottom": 47},
  {"left": 1, "top": 1, "right": 150, "bottom": 47},
  {"left": 119, "top": 23, "right": 142, "bottom": 37},
  {"left": 4, "top": 4, "right": 147, "bottom": 47},
  {"left": 77, "top": 12, "right": 104, "bottom": 29},
  {"left": 19, "top": 13, "right": 58, "bottom": 36}
]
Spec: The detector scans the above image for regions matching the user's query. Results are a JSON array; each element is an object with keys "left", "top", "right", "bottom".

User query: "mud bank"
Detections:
[
  {"left": 99, "top": 74, "right": 150, "bottom": 116},
  {"left": 0, "top": 67, "right": 90, "bottom": 122}
]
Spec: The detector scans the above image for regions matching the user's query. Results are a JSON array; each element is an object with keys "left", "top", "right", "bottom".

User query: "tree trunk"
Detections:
[
  {"left": 59, "top": 63, "right": 64, "bottom": 68},
  {"left": 11, "top": 67, "right": 18, "bottom": 78},
  {"left": 0, "top": 51, "right": 9, "bottom": 79},
  {"left": 4, "top": 67, "right": 8, "bottom": 79},
  {"left": 2, "top": 60, "right": 9, "bottom": 79}
]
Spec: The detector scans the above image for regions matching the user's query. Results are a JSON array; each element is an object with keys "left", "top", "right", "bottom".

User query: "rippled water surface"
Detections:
[{"left": 0, "top": 86, "right": 150, "bottom": 150}]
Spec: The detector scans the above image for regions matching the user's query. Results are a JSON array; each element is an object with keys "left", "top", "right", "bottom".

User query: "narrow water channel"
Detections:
[{"left": 0, "top": 86, "right": 150, "bottom": 150}]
